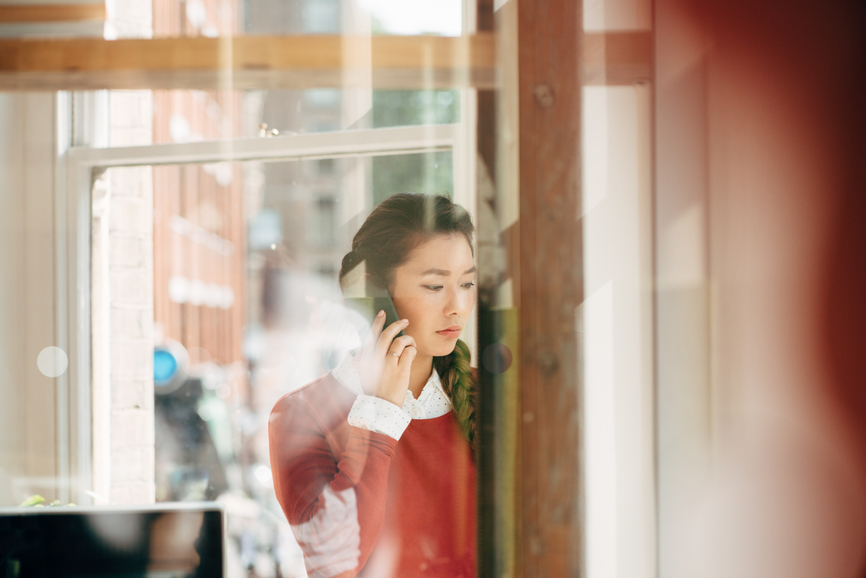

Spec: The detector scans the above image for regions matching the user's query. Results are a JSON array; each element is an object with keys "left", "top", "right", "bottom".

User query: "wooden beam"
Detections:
[
  {"left": 0, "top": 31, "right": 650, "bottom": 91},
  {"left": 583, "top": 30, "right": 652, "bottom": 85},
  {"left": 0, "top": 3, "right": 105, "bottom": 23},
  {"left": 0, "top": 34, "right": 497, "bottom": 90},
  {"left": 517, "top": 0, "right": 582, "bottom": 575}
]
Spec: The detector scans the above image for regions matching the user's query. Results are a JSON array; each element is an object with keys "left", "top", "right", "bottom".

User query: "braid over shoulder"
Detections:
[{"left": 433, "top": 339, "right": 477, "bottom": 452}]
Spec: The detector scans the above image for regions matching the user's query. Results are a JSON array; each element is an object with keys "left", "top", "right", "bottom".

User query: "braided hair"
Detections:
[
  {"left": 339, "top": 193, "right": 477, "bottom": 448},
  {"left": 433, "top": 339, "right": 476, "bottom": 449}
]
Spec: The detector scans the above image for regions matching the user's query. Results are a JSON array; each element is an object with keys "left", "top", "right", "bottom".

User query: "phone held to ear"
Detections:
[{"left": 341, "top": 261, "right": 405, "bottom": 339}]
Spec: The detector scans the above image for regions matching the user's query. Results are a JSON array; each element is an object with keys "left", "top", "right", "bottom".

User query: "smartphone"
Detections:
[{"left": 341, "top": 260, "right": 405, "bottom": 339}]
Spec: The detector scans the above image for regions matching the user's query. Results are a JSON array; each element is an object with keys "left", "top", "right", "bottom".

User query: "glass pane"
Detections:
[
  {"left": 3, "top": 0, "right": 477, "bottom": 570},
  {"left": 362, "top": 0, "right": 463, "bottom": 36},
  {"left": 103, "top": 0, "right": 464, "bottom": 147},
  {"left": 142, "top": 88, "right": 460, "bottom": 146},
  {"left": 75, "top": 149, "right": 468, "bottom": 577},
  {"left": 146, "top": 0, "right": 462, "bottom": 38}
]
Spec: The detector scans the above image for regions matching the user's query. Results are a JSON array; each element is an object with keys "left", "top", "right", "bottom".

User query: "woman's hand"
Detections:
[{"left": 353, "top": 310, "right": 417, "bottom": 407}]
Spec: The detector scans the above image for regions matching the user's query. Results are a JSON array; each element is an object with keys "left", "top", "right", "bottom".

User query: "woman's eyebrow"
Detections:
[{"left": 420, "top": 266, "right": 477, "bottom": 276}]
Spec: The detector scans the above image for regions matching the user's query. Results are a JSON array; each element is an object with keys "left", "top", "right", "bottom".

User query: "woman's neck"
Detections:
[{"left": 408, "top": 353, "right": 434, "bottom": 398}]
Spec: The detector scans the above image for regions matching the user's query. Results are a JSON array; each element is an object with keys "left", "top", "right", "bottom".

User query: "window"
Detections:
[
  {"left": 0, "top": 0, "right": 672, "bottom": 576},
  {"left": 40, "top": 121, "right": 474, "bottom": 576}
]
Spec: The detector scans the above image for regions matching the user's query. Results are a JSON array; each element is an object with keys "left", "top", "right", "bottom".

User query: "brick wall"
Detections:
[
  {"left": 103, "top": 0, "right": 155, "bottom": 506},
  {"left": 92, "top": 162, "right": 156, "bottom": 506},
  {"left": 107, "top": 166, "right": 155, "bottom": 504},
  {"left": 88, "top": 0, "right": 156, "bottom": 506}
]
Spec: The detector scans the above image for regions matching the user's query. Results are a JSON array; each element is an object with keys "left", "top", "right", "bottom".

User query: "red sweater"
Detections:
[{"left": 269, "top": 372, "right": 476, "bottom": 578}]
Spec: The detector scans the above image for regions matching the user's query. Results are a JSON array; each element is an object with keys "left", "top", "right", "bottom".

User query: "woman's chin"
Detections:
[{"left": 428, "top": 342, "right": 458, "bottom": 358}]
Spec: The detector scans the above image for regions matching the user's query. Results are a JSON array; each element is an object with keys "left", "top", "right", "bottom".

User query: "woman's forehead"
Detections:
[{"left": 402, "top": 234, "right": 475, "bottom": 274}]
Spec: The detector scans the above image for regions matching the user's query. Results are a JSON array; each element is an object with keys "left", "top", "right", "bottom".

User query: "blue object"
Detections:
[{"left": 154, "top": 348, "right": 179, "bottom": 386}]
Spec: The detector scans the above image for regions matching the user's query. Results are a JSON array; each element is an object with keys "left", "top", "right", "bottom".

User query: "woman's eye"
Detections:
[
  {"left": 462, "top": 281, "right": 476, "bottom": 289},
  {"left": 424, "top": 285, "right": 444, "bottom": 291}
]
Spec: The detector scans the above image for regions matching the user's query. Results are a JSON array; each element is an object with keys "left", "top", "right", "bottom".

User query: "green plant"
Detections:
[{"left": 18, "top": 495, "right": 75, "bottom": 507}]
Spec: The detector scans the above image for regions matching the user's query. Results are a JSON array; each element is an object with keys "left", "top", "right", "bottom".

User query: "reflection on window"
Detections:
[
  {"left": 372, "top": 151, "right": 453, "bottom": 205},
  {"left": 152, "top": 161, "right": 244, "bottom": 505},
  {"left": 115, "top": 0, "right": 463, "bottom": 148},
  {"left": 302, "top": 0, "right": 340, "bottom": 33},
  {"left": 144, "top": 152, "right": 454, "bottom": 576},
  {"left": 361, "top": 0, "right": 462, "bottom": 36},
  {"left": 372, "top": 90, "right": 460, "bottom": 128},
  {"left": 146, "top": 88, "right": 461, "bottom": 145},
  {"left": 155, "top": 91, "right": 244, "bottom": 144},
  {"left": 309, "top": 198, "right": 338, "bottom": 248},
  {"left": 2, "top": 0, "right": 471, "bottom": 572}
]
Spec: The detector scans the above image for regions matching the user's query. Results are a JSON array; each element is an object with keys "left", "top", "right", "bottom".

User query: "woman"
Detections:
[{"left": 269, "top": 193, "right": 478, "bottom": 578}]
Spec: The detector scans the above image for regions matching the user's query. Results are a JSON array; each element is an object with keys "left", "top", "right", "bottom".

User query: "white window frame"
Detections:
[{"left": 58, "top": 121, "right": 476, "bottom": 504}]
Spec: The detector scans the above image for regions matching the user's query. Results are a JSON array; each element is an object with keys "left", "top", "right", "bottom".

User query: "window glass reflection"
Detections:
[
  {"left": 137, "top": 151, "right": 466, "bottom": 576},
  {"left": 145, "top": 89, "right": 460, "bottom": 145},
  {"left": 268, "top": 193, "right": 477, "bottom": 577}
]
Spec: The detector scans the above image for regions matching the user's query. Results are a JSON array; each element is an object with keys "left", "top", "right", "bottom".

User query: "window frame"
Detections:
[{"left": 58, "top": 120, "right": 475, "bottom": 505}]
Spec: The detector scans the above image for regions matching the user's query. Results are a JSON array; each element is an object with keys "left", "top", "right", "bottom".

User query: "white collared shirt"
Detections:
[{"left": 331, "top": 353, "right": 453, "bottom": 441}]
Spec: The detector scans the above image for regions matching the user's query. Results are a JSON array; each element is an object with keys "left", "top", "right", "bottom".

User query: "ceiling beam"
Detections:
[
  {"left": 0, "top": 31, "right": 651, "bottom": 91},
  {"left": 0, "top": 33, "right": 497, "bottom": 90},
  {"left": 583, "top": 30, "right": 652, "bottom": 86},
  {"left": 0, "top": 3, "right": 105, "bottom": 24}
]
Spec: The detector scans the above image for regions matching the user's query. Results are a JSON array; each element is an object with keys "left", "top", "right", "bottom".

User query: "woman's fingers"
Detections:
[
  {"left": 386, "top": 335, "right": 417, "bottom": 358},
  {"left": 362, "top": 310, "right": 387, "bottom": 355},
  {"left": 397, "top": 346, "right": 417, "bottom": 372},
  {"left": 375, "top": 319, "right": 410, "bottom": 358},
  {"left": 376, "top": 344, "right": 416, "bottom": 406},
  {"left": 356, "top": 315, "right": 416, "bottom": 405}
]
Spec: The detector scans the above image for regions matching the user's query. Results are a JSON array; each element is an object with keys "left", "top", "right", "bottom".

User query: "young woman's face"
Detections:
[{"left": 390, "top": 234, "right": 477, "bottom": 358}]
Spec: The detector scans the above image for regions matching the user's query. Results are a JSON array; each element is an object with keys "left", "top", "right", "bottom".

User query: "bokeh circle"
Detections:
[
  {"left": 481, "top": 343, "right": 513, "bottom": 374},
  {"left": 37, "top": 346, "right": 69, "bottom": 378}
]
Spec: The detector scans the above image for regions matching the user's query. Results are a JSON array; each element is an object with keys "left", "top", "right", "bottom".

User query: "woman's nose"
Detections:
[{"left": 445, "top": 287, "right": 468, "bottom": 315}]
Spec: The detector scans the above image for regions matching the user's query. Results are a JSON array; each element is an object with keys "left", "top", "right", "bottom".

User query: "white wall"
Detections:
[
  {"left": 0, "top": 93, "right": 62, "bottom": 506},
  {"left": 581, "top": 84, "right": 656, "bottom": 578},
  {"left": 653, "top": 6, "right": 713, "bottom": 577},
  {"left": 0, "top": 0, "right": 155, "bottom": 507}
]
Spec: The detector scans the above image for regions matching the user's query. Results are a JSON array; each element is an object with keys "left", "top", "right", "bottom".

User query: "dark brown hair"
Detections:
[{"left": 339, "top": 193, "right": 477, "bottom": 447}]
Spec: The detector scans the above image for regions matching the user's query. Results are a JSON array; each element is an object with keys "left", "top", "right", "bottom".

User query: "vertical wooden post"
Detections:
[
  {"left": 475, "top": 0, "right": 509, "bottom": 574},
  {"left": 476, "top": 0, "right": 582, "bottom": 575},
  {"left": 517, "top": 0, "right": 582, "bottom": 575}
]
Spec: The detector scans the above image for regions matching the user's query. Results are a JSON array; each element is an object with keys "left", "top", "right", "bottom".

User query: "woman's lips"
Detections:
[{"left": 436, "top": 327, "right": 462, "bottom": 338}]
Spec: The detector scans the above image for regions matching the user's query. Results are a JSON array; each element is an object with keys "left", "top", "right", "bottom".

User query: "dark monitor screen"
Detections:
[{"left": 0, "top": 505, "right": 223, "bottom": 578}]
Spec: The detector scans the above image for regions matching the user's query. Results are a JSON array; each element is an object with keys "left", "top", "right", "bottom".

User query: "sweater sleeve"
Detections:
[{"left": 269, "top": 392, "right": 397, "bottom": 578}]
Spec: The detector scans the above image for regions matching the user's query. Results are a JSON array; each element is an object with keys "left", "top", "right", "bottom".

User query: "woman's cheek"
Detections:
[{"left": 402, "top": 295, "right": 429, "bottom": 330}]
